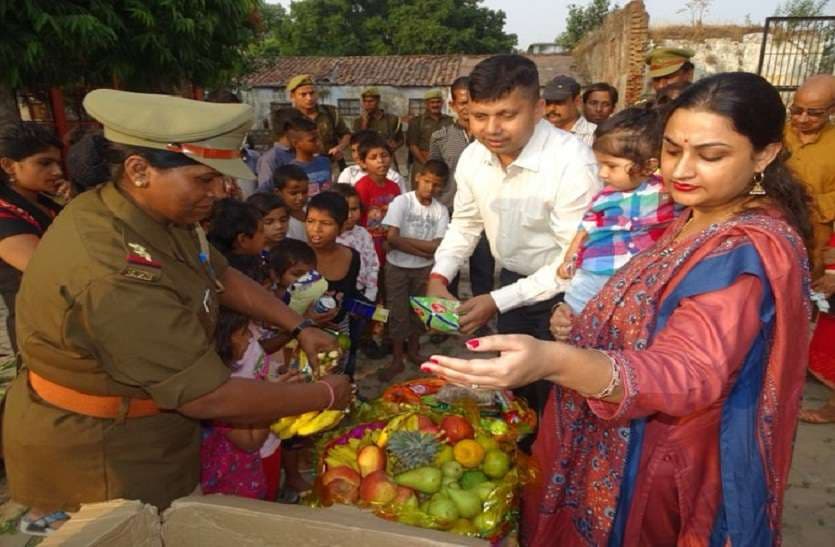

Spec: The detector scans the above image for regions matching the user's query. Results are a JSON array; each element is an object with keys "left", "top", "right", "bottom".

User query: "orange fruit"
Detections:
[{"left": 453, "top": 439, "right": 485, "bottom": 468}]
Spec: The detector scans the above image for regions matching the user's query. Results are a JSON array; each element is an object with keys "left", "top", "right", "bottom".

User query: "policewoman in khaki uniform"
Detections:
[{"left": 3, "top": 90, "right": 352, "bottom": 532}]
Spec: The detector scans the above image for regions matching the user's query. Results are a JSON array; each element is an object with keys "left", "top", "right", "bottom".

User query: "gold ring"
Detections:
[{"left": 470, "top": 383, "right": 479, "bottom": 390}]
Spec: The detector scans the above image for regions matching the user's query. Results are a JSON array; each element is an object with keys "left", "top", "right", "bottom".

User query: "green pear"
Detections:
[
  {"left": 419, "top": 500, "right": 431, "bottom": 513},
  {"left": 442, "top": 460, "right": 464, "bottom": 479},
  {"left": 431, "top": 490, "right": 449, "bottom": 502},
  {"left": 428, "top": 498, "right": 459, "bottom": 522},
  {"left": 442, "top": 476, "right": 460, "bottom": 489},
  {"left": 482, "top": 449, "right": 510, "bottom": 479},
  {"left": 446, "top": 487, "right": 483, "bottom": 518},
  {"left": 459, "top": 469, "right": 488, "bottom": 489},
  {"left": 395, "top": 466, "right": 442, "bottom": 494},
  {"left": 471, "top": 481, "right": 496, "bottom": 502}
]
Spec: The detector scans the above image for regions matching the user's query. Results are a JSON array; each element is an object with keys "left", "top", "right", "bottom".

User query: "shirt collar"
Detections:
[{"left": 99, "top": 182, "right": 180, "bottom": 261}]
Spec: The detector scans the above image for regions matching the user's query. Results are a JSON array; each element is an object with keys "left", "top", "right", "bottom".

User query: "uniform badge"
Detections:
[
  {"left": 124, "top": 267, "right": 156, "bottom": 281},
  {"left": 127, "top": 243, "right": 161, "bottom": 268}
]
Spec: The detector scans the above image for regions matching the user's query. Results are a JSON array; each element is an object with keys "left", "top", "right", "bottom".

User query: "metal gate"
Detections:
[{"left": 757, "top": 16, "right": 835, "bottom": 103}]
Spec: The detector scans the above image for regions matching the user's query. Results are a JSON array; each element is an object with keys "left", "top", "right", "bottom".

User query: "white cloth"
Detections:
[
  {"left": 286, "top": 216, "right": 307, "bottom": 242},
  {"left": 432, "top": 119, "right": 601, "bottom": 313},
  {"left": 383, "top": 192, "right": 449, "bottom": 269},
  {"left": 570, "top": 116, "right": 597, "bottom": 147},
  {"left": 337, "top": 165, "right": 408, "bottom": 195}
]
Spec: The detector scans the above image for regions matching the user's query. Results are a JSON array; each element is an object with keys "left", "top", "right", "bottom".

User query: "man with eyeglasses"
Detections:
[{"left": 784, "top": 74, "right": 835, "bottom": 279}]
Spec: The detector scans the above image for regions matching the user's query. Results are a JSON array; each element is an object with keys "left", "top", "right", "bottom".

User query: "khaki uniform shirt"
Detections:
[
  {"left": 352, "top": 110, "right": 404, "bottom": 148},
  {"left": 785, "top": 122, "right": 835, "bottom": 223},
  {"left": 302, "top": 105, "right": 350, "bottom": 153},
  {"left": 3, "top": 182, "right": 230, "bottom": 512},
  {"left": 407, "top": 112, "right": 454, "bottom": 157}
]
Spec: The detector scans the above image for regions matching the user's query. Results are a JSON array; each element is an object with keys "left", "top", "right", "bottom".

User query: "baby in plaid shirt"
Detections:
[{"left": 559, "top": 107, "right": 677, "bottom": 313}]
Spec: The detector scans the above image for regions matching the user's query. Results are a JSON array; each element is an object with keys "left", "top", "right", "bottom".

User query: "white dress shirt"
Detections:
[
  {"left": 571, "top": 116, "right": 597, "bottom": 147},
  {"left": 432, "top": 119, "right": 600, "bottom": 313}
]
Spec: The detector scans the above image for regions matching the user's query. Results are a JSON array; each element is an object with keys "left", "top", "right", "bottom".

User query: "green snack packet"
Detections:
[{"left": 410, "top": 297, "right": 460, "bottom": 333}]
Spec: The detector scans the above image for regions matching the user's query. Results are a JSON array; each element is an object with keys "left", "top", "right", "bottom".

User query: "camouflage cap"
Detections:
[
  {"left": 83, "top": 89, "right": 254, "bottom": 180},
  {"left": 361, "top": 86, "right": 381, "bottom": 97},
  {"left": 424, "top": 88, "right": 444, "bottom": 100},
  {"left": 287, "top": 74, "right": 315, "bottom": 93},
  {"left": 645, "top": 47, "right": 695, "bottom": 79}
]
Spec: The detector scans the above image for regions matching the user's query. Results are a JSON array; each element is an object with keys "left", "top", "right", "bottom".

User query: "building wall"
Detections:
[{"left": 572, "top": 0, "right": 649, "bottom": 107}]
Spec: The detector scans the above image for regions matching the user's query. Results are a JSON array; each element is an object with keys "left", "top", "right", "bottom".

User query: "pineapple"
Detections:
[{"left": 386, "top": 430, "right": 441, "bottom": 472}]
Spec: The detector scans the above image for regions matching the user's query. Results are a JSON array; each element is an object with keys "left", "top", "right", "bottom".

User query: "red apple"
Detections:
[
  {"left": 359, "top": 470, "right": 398, "bottom": 505},
  {"left": 321, "top": 466, "right": 361, "bottom": 504},
  {"left": 441, "top": 415, "right": 475, "bottom": 443},
  {"left": 417, "top": 415, "right": 440, "bottom": 434},
  {"left": 357, "top": 444, "right": 387, "bottom": 478}
]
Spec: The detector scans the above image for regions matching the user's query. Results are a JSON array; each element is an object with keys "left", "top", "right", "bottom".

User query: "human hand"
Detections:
[
  {"left": 304, "top": 303, "right": 340, "bottom": 326},
  {"left": 54, "top": 179, "right": 74, "bottom": 202},
  {"left": 813, "top": 275, "right": 835, "bottom": 298},
  {"left": 328, "top": 146, "right": 344, "bottom": 160},
  {"left": 549, "top": 302, "right": 574, "bottom": 341},
  {"left": 318, "top": 374, "right": 355, "bottom": 410},
  {"left": 420, "top": 335, "right": 553, "bottom": 390},
  {"left": 458, "top": 294, "right": 498, "bottom": 334},
  {"left": 275, "top": 370, "right": 303, "bottom": 384},
  {"left": 297, "top": 327, "right": 337, "bottom": 372},
  {"left": 557, "top": 260, "right": 575, "bottom": 280},
  {"left": 427, "top": 276, "right": 457, "bottom": 301}
]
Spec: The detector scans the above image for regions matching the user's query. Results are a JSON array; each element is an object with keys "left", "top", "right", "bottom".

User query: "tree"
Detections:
[
  {"left": 677, "top": 0, "right": 712, "bottom": 27},
  {"left": 0, "top": 0, "right": 261, "bottom": 123},
  {"left": 556, "top": 0, "right": 615, "bottom": 51},
  {"left": 775, "top": 0, "right": 830, "bottom": 16},
  {"left": 258, "top": 0, "right": 517, "bottom": 57}
]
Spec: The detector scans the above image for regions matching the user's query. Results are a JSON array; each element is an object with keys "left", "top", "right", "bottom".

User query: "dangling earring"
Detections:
[
  {"left": 133, "top": 177, "right": 148, "bottom": 188},
  {"left": 749, "top": 172, "right": 766, "bottom": 196}
]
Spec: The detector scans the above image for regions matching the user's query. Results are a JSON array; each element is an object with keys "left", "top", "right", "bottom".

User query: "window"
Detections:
[
  {"left": 408, "top": 99, "right": 426, "bottom": 117},
  {"left": 338, "top": 99, "right": 361, "bottom": 118}
]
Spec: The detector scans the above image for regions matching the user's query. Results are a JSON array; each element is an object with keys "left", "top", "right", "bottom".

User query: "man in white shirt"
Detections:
[
  {"left": 426, "top": 55, "right": 600, "bottom": 430},
  {"left": 542, "top": 75, "right": 597, "bottom": 147}
]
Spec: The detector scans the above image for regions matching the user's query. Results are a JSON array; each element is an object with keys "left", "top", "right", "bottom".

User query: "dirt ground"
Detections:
[{"left": 0, "top": 293, "right": 832, "bottom": 545}]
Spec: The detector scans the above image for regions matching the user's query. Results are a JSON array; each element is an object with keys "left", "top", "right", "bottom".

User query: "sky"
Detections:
[{"left": 266, "top": 0, "right": 835, "bottom": 50}]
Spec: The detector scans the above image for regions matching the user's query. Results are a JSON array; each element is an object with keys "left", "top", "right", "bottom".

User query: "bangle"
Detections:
[
  {"left": 590, "top": 351, "right": 621, "bottom": 400},
  {"left": 317, "top": 380, "right": 335, "bottom": 410},
  {"left": 429, "top": 273, "right": 449, "bottom": 286}
]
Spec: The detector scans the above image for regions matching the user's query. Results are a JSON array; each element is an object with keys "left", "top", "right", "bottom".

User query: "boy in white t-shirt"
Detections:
[
  {"left": 338, "top": 130, "right": 408, "bottom": 194},
  {"left": 378, "top": 159, "right": 450, "bottom": 381}
]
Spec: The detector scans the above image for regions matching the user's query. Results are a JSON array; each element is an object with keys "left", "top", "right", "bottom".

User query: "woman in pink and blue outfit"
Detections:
[{"left": 422, "top": 73, "right": 812, "bottom": 546}]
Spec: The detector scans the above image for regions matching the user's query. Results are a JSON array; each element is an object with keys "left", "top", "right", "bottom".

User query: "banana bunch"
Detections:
[
  {"left": 270, "top": 409, "right": 345, "bottom": 439},
  {"left": 375, "top": 412, "right": 417, "bottom": 448},
  {"left": 325, "top": 439, "right": 361, "bottom": 472}
]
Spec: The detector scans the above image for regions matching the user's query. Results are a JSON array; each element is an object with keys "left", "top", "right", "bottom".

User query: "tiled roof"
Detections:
[{"left": 247, "top": 54, "right": 579, "bottom": 88}]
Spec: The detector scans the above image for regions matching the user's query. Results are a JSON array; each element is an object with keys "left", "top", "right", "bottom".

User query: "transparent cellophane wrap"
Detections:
[{"left": 306, "top": 378, "right": 538, "bottom": 541}]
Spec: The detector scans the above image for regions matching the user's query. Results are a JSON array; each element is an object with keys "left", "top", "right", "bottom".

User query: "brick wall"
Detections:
[{"left": 573, "top": 0, "right": 649, "bottom": 106}]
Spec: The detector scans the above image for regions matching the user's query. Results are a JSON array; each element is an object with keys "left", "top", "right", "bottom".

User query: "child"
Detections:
[
  {"left": 247, "top": 192, "right": 290, "bottom": 249},
  {"left": 256, "top": 108, "right": 300, "bottom": 192},
  {"left": 333, "top": 183, "right": 380, "bottom": 303},
  {"left": 207, "top": 198, "right": 266, "bottom": 261},
  {"left": 378, "top": 160, "right": 450, "bottom": 381},
  {"left": 354, "top": 133, "right": 401, "bottom": 266},
  {"left": 286, "top": 117, "right": 332, "bottom": 196},
  {"left": 558, "top": 107, "right": 677, "bottom": 313},
  {"left": 338, "top": 130, "right": 408, "bottom": 194},
  {"left": 272, "top": 164, "right": 310, "bottom": 242}
]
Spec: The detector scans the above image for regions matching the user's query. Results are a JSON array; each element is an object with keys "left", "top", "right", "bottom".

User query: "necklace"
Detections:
[{"left": 674, "top": 215, "right": 696, "bottom": 242}]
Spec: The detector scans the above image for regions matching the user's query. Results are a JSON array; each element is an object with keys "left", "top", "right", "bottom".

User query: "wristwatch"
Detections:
[{"left": 290, "top": 318, "right": 316, "bottom": 339}]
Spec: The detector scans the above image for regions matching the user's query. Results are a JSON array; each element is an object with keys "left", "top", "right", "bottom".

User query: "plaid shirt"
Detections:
[{"left": 578, "top": 175, "right": 676, "bottom": 275}]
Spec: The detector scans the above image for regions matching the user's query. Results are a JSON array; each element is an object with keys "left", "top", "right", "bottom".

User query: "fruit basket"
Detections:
[{"left": 307, "top": 380, "right": 536, "bottom": 540}]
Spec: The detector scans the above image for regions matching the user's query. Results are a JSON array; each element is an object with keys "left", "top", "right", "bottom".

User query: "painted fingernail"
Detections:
[
  {"left": 420, "top": 365, "right": 431, "bottom": 372},
  {"left": 467, "top": 339, "right": 480, "bottom": 349},
  {"left": 429, "top": 358, "right": 440, "bottom": 364}
]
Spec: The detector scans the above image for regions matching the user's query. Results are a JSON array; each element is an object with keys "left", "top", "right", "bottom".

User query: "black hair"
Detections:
[
  {"left": 332, "top": 182, "right": 359, "bottom": 200},
  {"left": 272, "top": 164, "right": 309, "bottom": 191},
  {"left": 416, "top": 159, "right": 450, "bottom": 182},
  {"left": 468, "top": 54, "right": 540, "bottom": 103},
  {"left": 0, "top": 122, "right": 63, "bottom": 184},
  {"left": 206, "top": 89, "right": 240, "bottom": 103},
  {"left": 286, "top": 116, "right": 318, "bottom": 138},
  {"left": 207, "top": 198, "right": 263, "bottom": 256},
  {"left": 228, "top": 253, "right": 268, "bottom": 284},
  {"left": 65, "top": 130, "right": 111, "bottom": 191},
  {"left": 582, "top": 82, "right": 619, "bottom": 106},
  {"left": 306, "top": 191, "right": 348, "bottom": 226},
  {"left": 350, "top": 129, "right": 377, "bottom": 146},
  {"left": 665, "top": 72, "right": 812, "bottom": 247},
  {"left": 270, "top": 107, "right": 304, "bottom": 139},
  {"left": 246, "top": 192, "right": 288, "bottom": 216},
  {"left": 268, "top": 238, "right": 316, "bottom": 278},
  {"left": 357, "top": 132, "right": 389, "bottom": 161},
  {"left": 593, "top": 107, "right": 662, "bottom": 173},
  {"left": 215, "top": 307, "right": 250, "bottom": 366},
  {"left": 451, "top": 76, "right": 470, "bottom": 94}
]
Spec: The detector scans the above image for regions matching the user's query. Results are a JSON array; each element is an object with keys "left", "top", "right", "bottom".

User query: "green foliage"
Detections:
[
  {"left": 251, "top": 0, "right": 516, "bottom": 57},
  {"left": 556, "top": 0, "right": 615, "bottom": 51},
  {"left": 774, "top": 0, "right": 831, "bottom": 16},
  {"left": 0, "top": 0, "right": 260, "bottom": 90}
]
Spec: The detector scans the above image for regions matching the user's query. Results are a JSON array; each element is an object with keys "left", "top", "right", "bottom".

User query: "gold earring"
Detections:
[
  {"left": 749, "top": 172, "right": 766, "bottom": 196},
  {"left": 133, "top": 178, "right": 148, "bottom": 188}
]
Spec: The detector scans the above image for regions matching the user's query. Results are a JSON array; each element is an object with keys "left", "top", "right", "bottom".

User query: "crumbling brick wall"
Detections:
[{"left": 573, "top": 0, "right": 649, "bottom": 106}]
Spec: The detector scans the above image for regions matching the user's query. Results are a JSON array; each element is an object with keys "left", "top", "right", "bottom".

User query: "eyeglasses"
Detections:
[{"left": 788, "top": 104, "right": 832, "bottom": 118}]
